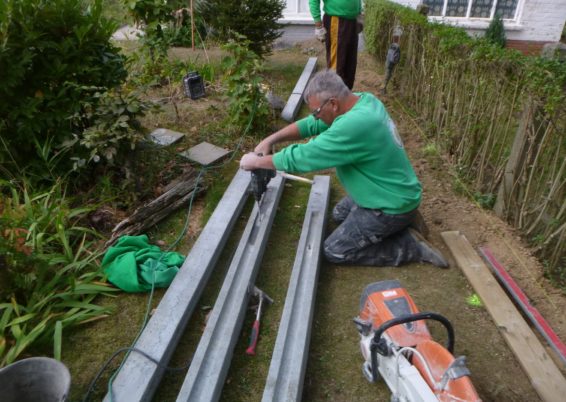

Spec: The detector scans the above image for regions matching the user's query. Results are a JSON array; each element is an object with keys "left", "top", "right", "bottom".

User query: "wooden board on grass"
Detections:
[{"left": 441, "top": 231, "right": 566, "bottom": 402}]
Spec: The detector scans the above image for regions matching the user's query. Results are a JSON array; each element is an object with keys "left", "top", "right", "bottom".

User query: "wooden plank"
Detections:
[{"left": 441, "top": 231, "right": 566, "bottom": 402}]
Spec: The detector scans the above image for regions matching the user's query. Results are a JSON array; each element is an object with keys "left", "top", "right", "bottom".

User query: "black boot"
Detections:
[{"left": 408, "top": 228, "right": 449, "bottom": 268}]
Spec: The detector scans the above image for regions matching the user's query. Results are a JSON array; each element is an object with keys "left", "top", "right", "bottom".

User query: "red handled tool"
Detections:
[{"left": 246, "top": 287, "right": 273, "bottom": 355}]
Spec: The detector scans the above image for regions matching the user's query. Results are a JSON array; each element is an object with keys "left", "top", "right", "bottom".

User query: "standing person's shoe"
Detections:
[{"left": 408, "top": 228, "right": 449, "bottom": 268}]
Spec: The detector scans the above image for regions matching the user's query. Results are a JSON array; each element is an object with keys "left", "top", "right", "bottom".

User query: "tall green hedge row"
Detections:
[{"left": 364, "top": 0, "right": 566, "bottom": 285}]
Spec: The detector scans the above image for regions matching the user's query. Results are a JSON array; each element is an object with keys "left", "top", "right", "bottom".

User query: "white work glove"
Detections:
[
  {"left": 314, "top": 26, "right": 326, "bottom": 42},
  {"left": 240, "top": 152, "right": 261, "bottom": 171}
]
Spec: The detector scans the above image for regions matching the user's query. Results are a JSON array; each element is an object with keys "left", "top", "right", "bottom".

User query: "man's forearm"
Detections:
[
  {"left": 255, "top": 123, "right": 301, "bottom": 154},
  {"left": 240, "top": 153, "right": 275, "bottom": 171},
  {"left": 268, "top": 123, "right": 301, "bottom": 144}
]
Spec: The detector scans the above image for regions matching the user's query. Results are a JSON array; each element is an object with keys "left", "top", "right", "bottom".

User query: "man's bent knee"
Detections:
[{"left": 323, "top": 240, "right": 348, "bottom": 264}]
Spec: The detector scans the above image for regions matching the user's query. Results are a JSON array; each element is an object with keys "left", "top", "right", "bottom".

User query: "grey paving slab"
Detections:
[
  {"left": 179, "top": 142, "right": 231, "bottom": 166},
  {"left": 150, "top": 128, "right": 185, "bottom": 146}
]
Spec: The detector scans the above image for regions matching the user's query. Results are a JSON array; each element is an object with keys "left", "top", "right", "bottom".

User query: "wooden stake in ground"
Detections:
[
  {"left": 190, "top": 0, "right": 195, "bottom": 51},
  {"left": 441, "top": 231, "right": 566, "bottom": 402}
]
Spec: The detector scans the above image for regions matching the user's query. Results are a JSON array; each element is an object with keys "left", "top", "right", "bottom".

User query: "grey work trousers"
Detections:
[{"left": 323, "top": 196, "right": 420, "bottom": 266}]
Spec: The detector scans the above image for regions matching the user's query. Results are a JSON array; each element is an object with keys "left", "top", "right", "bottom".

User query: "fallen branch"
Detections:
[{"left": 106, "top": 170, "right": 205, "bottom": 247}]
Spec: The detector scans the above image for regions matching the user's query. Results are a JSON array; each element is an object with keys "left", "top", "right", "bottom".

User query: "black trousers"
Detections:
[
  {"left": 323, "top": 14, "right": 358, "bottom": 89},
  {"left": 323, "top": 196, "right": 421, "bottom": 267}
]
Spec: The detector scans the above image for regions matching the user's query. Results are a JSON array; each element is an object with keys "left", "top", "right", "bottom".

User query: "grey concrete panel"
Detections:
[
  {"left": 281, "top": 57, "right": 317, "bottom": 122},
  {"left": 176, "top": 173, "right": 286, "bottom": 402},
  {"left": 103, "top": 169, "right": 251, "bottom": 402},
  {"left": 262, "top": 175, "right": 330, "bottom": 402}
]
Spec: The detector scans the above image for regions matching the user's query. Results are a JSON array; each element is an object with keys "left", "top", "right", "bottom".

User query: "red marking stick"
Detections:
[{"left": 480, "top": 246, "right": 566, "bottom": 367}]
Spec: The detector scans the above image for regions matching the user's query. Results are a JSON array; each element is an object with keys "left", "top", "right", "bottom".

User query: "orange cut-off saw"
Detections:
[{"left": 354, "top": 280, "right": 481, "bottom": 402}]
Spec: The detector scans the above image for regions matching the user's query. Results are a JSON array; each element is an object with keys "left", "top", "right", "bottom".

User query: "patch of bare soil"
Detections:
[{"left": 347, "top": 51, "right": 566, "bottom": 400}]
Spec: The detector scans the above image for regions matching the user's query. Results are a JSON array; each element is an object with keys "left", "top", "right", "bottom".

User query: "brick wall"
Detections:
[{"left": 505, "top": 40, "right": 549, "bottom": 55}]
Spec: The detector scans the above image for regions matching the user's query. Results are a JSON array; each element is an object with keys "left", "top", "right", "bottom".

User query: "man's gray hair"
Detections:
[{"left": 303, "top": 69, "right": 351, "bottom": 103}]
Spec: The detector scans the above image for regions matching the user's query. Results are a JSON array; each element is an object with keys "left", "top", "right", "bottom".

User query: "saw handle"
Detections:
[{"left": 369, "top": 312, "right": 455, "bottom": 383}]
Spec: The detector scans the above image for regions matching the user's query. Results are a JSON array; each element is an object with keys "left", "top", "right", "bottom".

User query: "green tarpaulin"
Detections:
[{"left": 102, "top": 235, "right": 184, "bottom": 293}]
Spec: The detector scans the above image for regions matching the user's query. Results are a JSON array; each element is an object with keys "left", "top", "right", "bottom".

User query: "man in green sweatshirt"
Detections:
[
  {"left": 310, "top": 0, "right": 362, "bottom": 89},
  {"left": 240, "top": 70, "right": 447, "bottom": 268}
]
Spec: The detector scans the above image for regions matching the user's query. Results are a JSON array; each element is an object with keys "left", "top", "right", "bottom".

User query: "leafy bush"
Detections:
[
  {"left": 221, "top": 36, "right": 271, "bottom": 133},
  {"left": 69, "top": 88, "right": 159, "bottom": 167},
  {"left": 196, "top": 0, "right": 285, "bottom": 57},
  {"left": 0, "top": 0, "right": 127, "bottom": 177},
  {"left": 164, "top": 7, "right": 208, "bottom": 48},
  {"left": 125, "top": 0, "right": 210, "bottom": 88},
  {"left": 101, "top": 0, "right": 132, "bottom": 24},
  {"left": 125, "top": 0, "right": 207, "bottom": 54},
  {"left": 484, "top": 13, "right": 506, "bottom": 48},
  {"left": 0, "top": 180, "right": 117, "bottom": 365}
]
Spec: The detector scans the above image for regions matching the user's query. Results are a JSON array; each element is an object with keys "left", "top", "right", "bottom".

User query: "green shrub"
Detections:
[
  {"left": 0, "top": 180, "right": 118, "bottom": 365},
  {"left": 0, "top": 0, "right": 127, "bottom": 179},
  {"left": 101, "top": 0, "right": 131, "bottom": 24},
  {"left": 125, "top": 0, "right": 207, "bottom": 54},
  {"left": 221, "top": 36, "right": 271, "bottom": 133},
  {"left": 196, "top": 0, "right": 285, "bottom": 57},
  {"left": 484, "top": 13, "right": 506, "bottom": 48},
  {"left": 70, "top": 88, "right": 159, "bottom": 167},
  {"left": 164, "top": 7, "right": 208, "bottom": 48}
]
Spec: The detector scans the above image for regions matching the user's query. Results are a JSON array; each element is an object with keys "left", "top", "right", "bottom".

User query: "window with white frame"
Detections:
[{"left": 426, "top": 0, "right": 519, "bottom": 20}]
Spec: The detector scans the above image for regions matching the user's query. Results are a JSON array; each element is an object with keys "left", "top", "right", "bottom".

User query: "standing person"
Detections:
[
  {"left": 310, "top": 0, "right": 362, "bottom": 89},
  {"left": 239, "top": 70, "right": 448, "bottom": 268}
]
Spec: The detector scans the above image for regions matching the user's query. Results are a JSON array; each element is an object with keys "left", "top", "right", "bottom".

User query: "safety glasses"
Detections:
[{"left": 311, "top": 97, "right": 333, "bottom": 119}]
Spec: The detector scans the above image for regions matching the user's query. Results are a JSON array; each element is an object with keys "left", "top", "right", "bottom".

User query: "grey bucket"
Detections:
[{"left": 0, "top": 357, "right": 70, "bottom": 402}]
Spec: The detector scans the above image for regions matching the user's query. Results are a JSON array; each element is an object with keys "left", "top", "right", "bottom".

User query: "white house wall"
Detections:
[
  {"left": 357, "top": 0, "right": 566, "bottom": 42},
  {"left": 279, "top": 0, "right": 565, "bottom": 46},
  {"left": 507, "top": 0, "right": 566, "bottom": 42},
  {"left": 281, "top": 0, "right": 318, "bottom": 23}
]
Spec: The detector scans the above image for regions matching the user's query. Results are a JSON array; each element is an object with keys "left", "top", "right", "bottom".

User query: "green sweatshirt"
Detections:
[
  {"left": 273, "top": 93, "right": 421, "bottom": 214},
  {"left": 309, "top": 0, "right": 362, "bottom": 22}
]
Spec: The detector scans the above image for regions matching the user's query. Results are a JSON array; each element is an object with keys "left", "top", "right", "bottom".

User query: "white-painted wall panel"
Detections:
[
  {"left": 375, "top": 0, "right": 566, "bottom": 42},
  {"left": 282, "top": 0, "right": 317, "bottom": 22}
]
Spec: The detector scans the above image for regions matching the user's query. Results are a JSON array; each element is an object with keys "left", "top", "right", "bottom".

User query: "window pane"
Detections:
[
  {"left": 446, "top": 0, "right": 469, "bottom": 17},
  {"left": 427, "top": 0, "right": 445, "bottom": 16},
  {"left": 470, "top": 0, "right": 494, "bottom": 18},
  {"left": 495, "top": 0, "right": 518, "bottom": 19}
]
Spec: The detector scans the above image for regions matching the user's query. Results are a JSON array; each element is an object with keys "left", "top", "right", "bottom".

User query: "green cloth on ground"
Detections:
[{"left": 102, "top": 235, "right": 184, "bottom": 293}]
